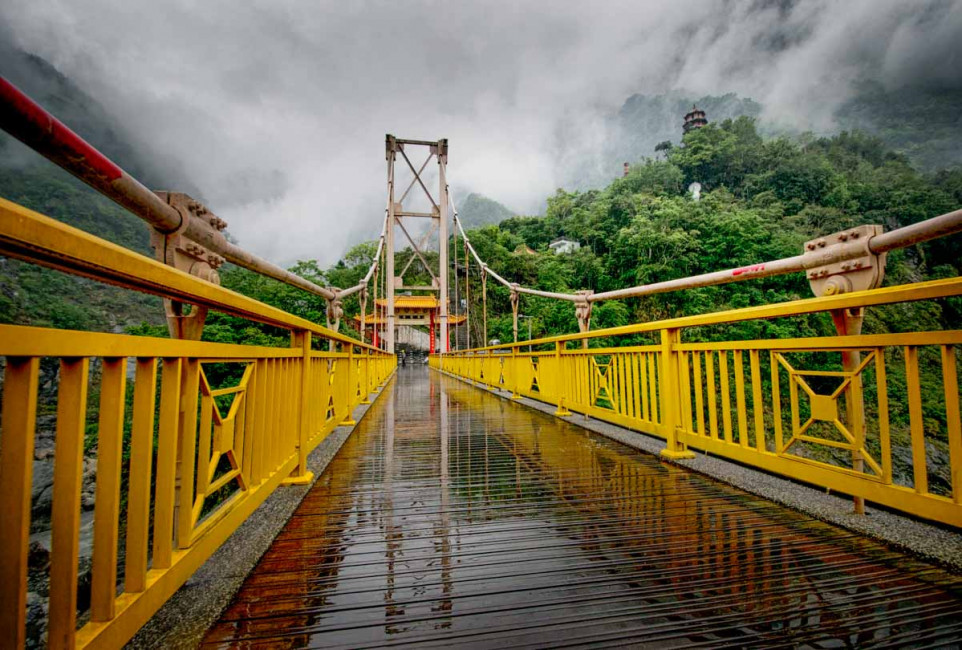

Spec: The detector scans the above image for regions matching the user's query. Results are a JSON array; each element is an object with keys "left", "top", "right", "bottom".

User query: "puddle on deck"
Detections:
[{"left": 203, "top": 366, "right": 962, "bottom": 649}]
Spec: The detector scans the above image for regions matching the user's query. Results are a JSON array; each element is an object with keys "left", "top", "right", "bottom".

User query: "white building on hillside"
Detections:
[{"left": 549, "top": 238, "right": 581, "bottom": 255}]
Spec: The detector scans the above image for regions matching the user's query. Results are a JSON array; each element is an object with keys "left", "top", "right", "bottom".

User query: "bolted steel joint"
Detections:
[
  {"left": 327, "top": 297, "right": 344, "bottom": 324},
  {"left": 574, "top": 290, "right": 594, "bottom": 332},
  {"left": 150, "top": 191, "right": 225, "bottom": 339},
  {"left": 804, "top": 224, "right": 886, "bottom": 298}
]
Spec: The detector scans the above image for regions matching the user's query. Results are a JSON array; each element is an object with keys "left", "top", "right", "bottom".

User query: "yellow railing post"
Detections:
[
  {"left": 0, "top": 357, "right": 39, "bottom": 648},
  {"left": 511, "top": 345, "right": 521, "bottom": 399},
  {"left": 341, "top": 343, "right": 358, "bottom": 426},
  {"left": 831, "top": 308, "right": 866, "bottom": 514},
  {"left": 659, "top": 328, "right": 695, "bottom": 460},
  {"left": 283, "top": 330, "right": 314, "bottom": 486},
  {"left": 176, "top": 359, "right": 200, "bottom": 549},
  {"left": 555, "top": 341, "right": 571, "bottom": 416},
  {"left": 360, "top": 348, "right": 372, "bottom": 404}
]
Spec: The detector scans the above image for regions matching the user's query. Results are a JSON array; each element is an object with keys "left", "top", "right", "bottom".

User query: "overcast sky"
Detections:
[{"left": 2, "top": 1, "right": 960, "bottom": 265}]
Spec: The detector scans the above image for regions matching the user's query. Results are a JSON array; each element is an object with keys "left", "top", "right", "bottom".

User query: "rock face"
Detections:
[
  {"left": 31, "top": 452, "right": 98, "bottom": 529},
  {"left": 25, "top": 591, "right": 47, "bottom": 649},
  {"left": 30, "top": 460, "right": 56, "bottom": 522},
  {"left": 28, "top": 429, "right": 99, "bottom": 649}
]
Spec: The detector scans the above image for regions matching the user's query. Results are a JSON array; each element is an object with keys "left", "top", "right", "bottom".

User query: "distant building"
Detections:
[
  {"left": 513, "top": 244, "right": 538, "bottom": 256},
  {"left": 549, "top": 238, "right": 581, "bottom": 255},
  {"left": 683, "top": 105, "right": 708, "bottom": 134}
]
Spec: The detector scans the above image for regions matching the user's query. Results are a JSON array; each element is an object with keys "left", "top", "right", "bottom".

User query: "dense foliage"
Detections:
[
  {"left": 457, "top": 192, "right": 514, "bottom": 228},
  {"left": 0, "top": 158, "right": 163, "bottom": 331},
  {"left": 465, "top": 119, "right": 961, "bottom": 346}
]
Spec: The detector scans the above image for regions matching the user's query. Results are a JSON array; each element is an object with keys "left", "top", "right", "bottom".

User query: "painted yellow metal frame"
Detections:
[
  {"left": 433, "top": 281, "right": 962, "bottom": 529},
  {"left": 0, "top": 199, "right": 397, "bottom": 649}
]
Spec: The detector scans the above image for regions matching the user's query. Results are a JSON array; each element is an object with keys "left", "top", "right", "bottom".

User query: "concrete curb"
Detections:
[
  {"left": 436, "top": 369, "right": 962, "bottom": 572},
  {"left": 128, "top": 373, "right": 396, "bottom": 649}
]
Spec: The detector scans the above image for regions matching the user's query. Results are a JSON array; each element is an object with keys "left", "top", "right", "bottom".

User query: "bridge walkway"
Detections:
[{"left": 202, "top": 367, "right": 962, "bottom": 648}]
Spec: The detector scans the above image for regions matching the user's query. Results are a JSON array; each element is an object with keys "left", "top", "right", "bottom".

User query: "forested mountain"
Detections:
[
  {"left": 465, "top": 120, "right": 961, "bottom": 345},
  {"left": 835, "top": 81, "right": 962, "bottom": 173},
  {"left": 0, "top": 40, "right": 203, "bottom": 195},
  {"left": 456, "top": 192, "right": 515, "bottom": 227},
  {"left": 4, "top": 87, "right": 960, "bottom": 489},
  {"left": 582, "top": 86, "right": 962, "bottom": 192},
  {"left": 0, "top": 144, "right": 164, "bottom": 331},
  {"left": 449, "top": 121, "right": 961, "bottom": 490}
]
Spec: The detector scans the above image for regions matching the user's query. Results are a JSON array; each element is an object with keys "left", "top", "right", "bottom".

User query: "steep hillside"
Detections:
[
  {"left": 0, "top": 39, "right": 203, "bottom": 195},
  {"left": 457, "top": 193, "right": 515, "bottom": 227},
  {"left": 0, "top": 147, "right": 163, "bottom": 330},
  {"left": 456, "top": 122, "right": 962, "bottom": 491},
  {"left": 836, "top": 81, "right": 962, "bottom": 173}
]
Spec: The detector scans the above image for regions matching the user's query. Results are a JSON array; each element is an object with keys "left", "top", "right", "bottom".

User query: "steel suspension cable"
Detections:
[
  {"left": 443, "top": 177, "right": 962, "bottom": 310},
  {"left": 464, "top": 227, "right": 471, "bottom": 350},
  {"left": 453, "top": 231, "right": 460, "bottom": 351}
]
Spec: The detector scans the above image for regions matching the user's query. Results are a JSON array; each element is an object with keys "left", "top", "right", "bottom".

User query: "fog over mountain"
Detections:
[{"left": 1, "top": 1, "right": 960, "bottom": 264}]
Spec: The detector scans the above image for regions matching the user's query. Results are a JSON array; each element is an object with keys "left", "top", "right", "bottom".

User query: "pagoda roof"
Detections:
[
  {"left": 351, "top": 312, "right": 466, "bottom": 325},
  {"left": 374, "top": 295, "right": 439, "bottom": 309}
]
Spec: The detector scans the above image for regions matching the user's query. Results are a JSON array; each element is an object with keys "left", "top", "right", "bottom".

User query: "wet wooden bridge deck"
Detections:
[{"left": 203, "top": 367, "right": 962, "bottom": 648}]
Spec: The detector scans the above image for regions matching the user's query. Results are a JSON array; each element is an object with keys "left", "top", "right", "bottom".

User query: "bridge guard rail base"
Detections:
[{"left": 431, "top": 275, "right": 962, "bottom": 530}]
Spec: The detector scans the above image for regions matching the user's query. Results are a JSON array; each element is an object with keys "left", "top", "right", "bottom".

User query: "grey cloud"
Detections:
[{"left": 1, "top": 0, "right": 959, "bottom": 265}]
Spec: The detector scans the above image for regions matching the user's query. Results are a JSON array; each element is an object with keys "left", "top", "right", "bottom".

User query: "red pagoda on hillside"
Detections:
[{"left": 683, "top": 105, "right": 708, "bottom": 133}]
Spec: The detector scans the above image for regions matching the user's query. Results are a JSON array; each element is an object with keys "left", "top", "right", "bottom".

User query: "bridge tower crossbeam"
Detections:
[{"left": 385, "top": 135, "right": 449, "bottom": 354}]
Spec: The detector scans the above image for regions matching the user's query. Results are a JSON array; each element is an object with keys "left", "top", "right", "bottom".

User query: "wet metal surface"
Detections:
[{"left": 204, "top": 367, "right": 962, "bottom": 648}]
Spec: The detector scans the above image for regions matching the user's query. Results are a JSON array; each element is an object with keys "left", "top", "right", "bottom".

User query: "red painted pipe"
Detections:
[
  {"left": 0, "top": 76, "right": 183, "bottom": 233},
  {"left": 0, "top": 76, "right": 340, "bottom": 302}
]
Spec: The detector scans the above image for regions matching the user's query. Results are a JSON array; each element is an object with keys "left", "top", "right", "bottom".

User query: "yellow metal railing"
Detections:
[
  {"left": 432, "top": 276, "right": 962, "bottom": 528},
  {"left": 0, "top": 198, "right": 396, "bottom": 648}
]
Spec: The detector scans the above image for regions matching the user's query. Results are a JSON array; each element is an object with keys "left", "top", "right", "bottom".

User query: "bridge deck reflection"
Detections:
[{"left": 203, "top": 367, "right": 962, "bottom": 648}]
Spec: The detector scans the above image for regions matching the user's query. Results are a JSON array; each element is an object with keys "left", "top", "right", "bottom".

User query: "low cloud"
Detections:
[{"left": 1, "top": 0, "right": 959, "bottom": 264}]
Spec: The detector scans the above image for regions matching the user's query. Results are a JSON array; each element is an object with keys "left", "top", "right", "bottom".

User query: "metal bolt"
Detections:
[
  {"left": 808, "top": 271, "right": 818, "bottom": 279},
  {"left": 841, "top": 262, "right": 851, "bottom": 270},
  {"left": 817, "top": 239, "right": 826, "bottom": 248},
  {"left": 839, "top": 233, "right": 849, "bottom": 242},
  {"left": 853, "top": 260, "right": 862, "bottom": 269},
  {"left": 850, "top": 231, "right": 860, "bottom": 239},
  {"left": 824, "top": 284, "right": 838, "bottom": 296},
  {"left": 806, "top": 243, "right": 816, "bottom": 251}
]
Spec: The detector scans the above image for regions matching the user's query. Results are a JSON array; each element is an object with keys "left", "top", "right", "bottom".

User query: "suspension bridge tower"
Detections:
[{"left": 384, "top": 135, "right": 450, "bottom": 354}]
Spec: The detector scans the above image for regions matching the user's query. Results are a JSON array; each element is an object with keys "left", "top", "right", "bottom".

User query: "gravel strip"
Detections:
[
  {"left": 128, "top": 374, "right": 395, "bottom": 650},
  {"left": 438, "top": 370, "right": 962, "bottom": 572}
]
